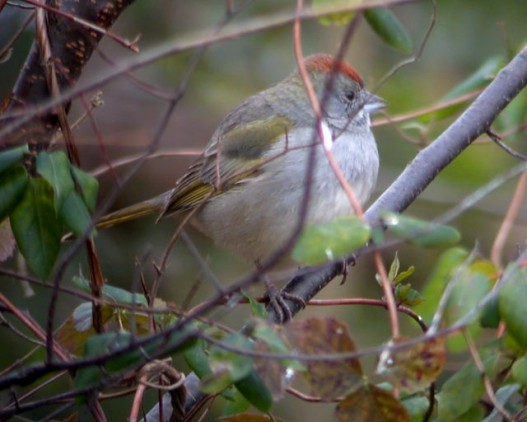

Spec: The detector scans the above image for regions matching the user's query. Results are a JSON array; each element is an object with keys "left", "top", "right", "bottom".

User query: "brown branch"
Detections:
[
  {"left": 0, "top": 293, "right": 70, "bottom": 361},
  {"left": 491, "top": 169, "right": 527, "bottom": 270},
  {"left": 464, "top": 331, "right": 512, "bottom": 421},
  {"left": 2, "top": 0, "right": 137, "bottom": 148}
]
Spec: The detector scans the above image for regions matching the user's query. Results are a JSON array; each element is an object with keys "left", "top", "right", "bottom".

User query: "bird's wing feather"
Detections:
[{"left": 160, "top": 115, "right": 293, "bottom": 217}]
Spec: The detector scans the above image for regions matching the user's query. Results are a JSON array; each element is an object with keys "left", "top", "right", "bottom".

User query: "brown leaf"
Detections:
[
  {"left": 56, "top": 303, "right": 115, "bottom": 355},
  {"left": 285, "top": 318, "right": 362, "bottom": 399},
  {"left": 254, "top": 339, "right": 288, "bottom": 400},
  {"left": 56, "top": 302, "right": 151, "bottom": 355},
  {"left": 335, "top": 383, "right": 411, "bottom": 422},
  {"left": 376, "top": 336, "right": 447, "bottom": 393}
]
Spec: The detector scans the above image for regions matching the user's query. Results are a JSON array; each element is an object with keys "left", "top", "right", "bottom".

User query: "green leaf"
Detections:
[
  {"left": 147, "top": 323, "right": 198, "bottom": 354},
  {"left": 401, "top": 395, "right": 431, "bottom": 422},
  {"left": 502, "top": 333, "right": 526, "bottom": 356},
  {"left": 202, "top": 367, "right": 236, "bottom": 394},
  {"left": 371, "top": 225, "right": 384, "bottom": 245},
  {"left": 455, "top": 405, "right": 485, "bottom": 422},
  {"left": 482, "top": 384, "right": 521, "bottom": 421},
  {"left": 388, "top": 252, "right": 400, "bottom": 282},
  {"left": 499, "top": 266, "right": 527, "bottom": 348},
  {"left": 202, "top": 333, "right": 254, "bottom": 394},
  {"left": 441, "top": 56, "right": 504, "bottom": 102},
  {"left": 444, "top": 270, "right": 492, "bottom": 352},
  {"left": 59, "top": 191, "right": 93, "bottom": 238},
  {"left": 0, "top": 144, "right": 28, "bottom": 174},
  {"left": 364, "top": 8, "right": 413, "bottom": 54},
  {"left": 222, "top": 387, "right": 251, "bottom": 416},
  {"left": 0, "top": 164, "right": 29, "bottom": 221},
  {"left": 313, "top": 0, "right": 357, "bottom": 26},
  {"left": 10, "top": 178, "right": 61, "bottom": 278},
  {"left": 416, "top": 56, "right": 505, "bottom": 124},
  {"left": 394, "top": 266, "right": 415, "bottom": 285},
  {"left": 101, "top": 284, "right": 148, "bottom": 307},
  {"left": 253, "top": 320, "right": 303, "bottom": 371},
  {"left": 394, "top": 283, "right": 423, "bottom": 307},
  {"left": 512, "top": 357, "right": 527, "bottom": 388},
  {"left": 71, "top": 166, "right": 99, "bottom": 211},
  {"left": 381, "top": 211, "right": 461, "bottom": 248},
  {"left": 184, "top": 339, "right": 213, "bottom": 379},
  {"left": 234, "top": 370, "right": 273, "bottom": 412},
  {"left": 437, "top": 355, "right": 495, "bottom": 421},
  {"left": 479, "top": 293, "right": 500, "bottom": 329},
  {"left": 414, "top": 248, "right": 469, "bottom": 322},
  {"left": 75, "top": 327, "right": 198, "bottom": 393},
  {"left": 243, "top": 292, "right": 267, "bottom": 319},
  {"left": 292, "top": 216, "right": 370, "bottom": 265},
  {"left": 72, "top": 276, "right": 148, "bottom": 307},
  {"left": 36, "top": 150, "right": 75, "bottom": 209},
  {"left": 74, "top": 331, "right": 135, "bottom": 390}
]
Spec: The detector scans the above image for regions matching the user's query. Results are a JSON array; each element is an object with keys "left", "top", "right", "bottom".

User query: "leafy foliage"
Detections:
[
  {"left": 292, "top": 216, "right": 370, "bottom": 265},
  {"left": 363, "top": 8, "right": 413, "bottom": 54},
  {"left": 2, "top": 1, "right": 527, "bottom": 421},
  {"left": 0, "top": 146, "right": 98, "bottom": 278}
]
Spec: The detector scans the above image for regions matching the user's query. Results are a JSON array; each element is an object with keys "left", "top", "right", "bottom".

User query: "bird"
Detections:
[{"left": 97, "top": 54, "right": 384, "bottom": 266}]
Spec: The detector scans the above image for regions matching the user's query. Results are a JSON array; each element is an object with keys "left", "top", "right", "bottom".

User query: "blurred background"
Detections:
[{"left": 1, "top": 0, "right": 526, "bottom": 419}]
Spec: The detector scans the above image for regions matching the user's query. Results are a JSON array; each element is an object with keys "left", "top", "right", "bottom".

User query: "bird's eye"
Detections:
[{"left": 344, "top": 91, "right": 355, "bottom": 102}]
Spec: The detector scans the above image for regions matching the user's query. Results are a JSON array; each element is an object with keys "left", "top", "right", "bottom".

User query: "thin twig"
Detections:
[
  {"left": 287, "top": 386, "right": 340, "bottom": 402},
  {"left": 180, "top": 231, "right": 224, "bottom": 293},
  {"left": 373, "top": 90, "right": 480, "bottom": 127},
  {"left": 0, "top": 0, "right": 423, "bottom": 139},
  {"left": 292, "top": 2, "right": 365, "bottom": 217},
  {"left": 373, "top": 0, "right": 437, "bottom": 92},
  {"left": 491, "top": 169, "right": 527, "bottom": 270},
  {"left": 374, "top": 252, "right": 400, "bottom": 338},
  {"left": 0, "top": 293, "right": 70, "bottom": 361},
  {"left": 487, "top": 129, "right": 527, "bottom": 161},
  {"left": 464, "top": 331, "right": 512, "bottom": 421},
  {"left": 308, "top": 298, "right": 428, "bottom": 332},
  {"left": 0, "top": 10, "right": 34, "bottom": 61},
  {"left": 89, "top": 149, "right": 201, "bottom": 177}
]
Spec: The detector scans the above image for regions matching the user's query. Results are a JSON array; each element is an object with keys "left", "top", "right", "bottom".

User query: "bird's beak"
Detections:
[{"left": 364, "top": 93, "right": 386, "bottom": 115}]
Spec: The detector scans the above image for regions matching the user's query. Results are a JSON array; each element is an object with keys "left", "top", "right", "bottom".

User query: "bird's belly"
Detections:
[{"left": 193, "top": 184, "right": 357, "bottom": 263}]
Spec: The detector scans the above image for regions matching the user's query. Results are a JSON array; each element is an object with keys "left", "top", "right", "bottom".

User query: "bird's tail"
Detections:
[{"left": 96, "top": 194, "right": 169, "bottom": 230}]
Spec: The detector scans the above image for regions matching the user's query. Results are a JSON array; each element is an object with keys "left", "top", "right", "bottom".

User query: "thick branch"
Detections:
[{"left": 2, "top": 0, "right": 136, "bottom": 147}]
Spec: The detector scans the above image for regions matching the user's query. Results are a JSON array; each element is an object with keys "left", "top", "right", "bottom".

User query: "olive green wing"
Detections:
[{"left": 160, "top": 116, "right": 293, "bottom": 217}]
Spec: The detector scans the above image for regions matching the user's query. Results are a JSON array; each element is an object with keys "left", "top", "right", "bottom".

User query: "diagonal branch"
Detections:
[
  {"left": 0, "top": 0, "right": 421, "bottom": 144},
  {"left": 366, "top": 47, "right": 527, "bottom": 220}
]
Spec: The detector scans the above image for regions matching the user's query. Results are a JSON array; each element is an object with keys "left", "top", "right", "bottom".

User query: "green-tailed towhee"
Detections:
[{"left": 99, "top": 54, "right": 384, "bottom": 263}]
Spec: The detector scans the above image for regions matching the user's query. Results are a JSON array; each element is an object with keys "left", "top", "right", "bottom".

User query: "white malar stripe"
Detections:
[{"left": 321, "top": 120, "right": 333, "bottom": 151}]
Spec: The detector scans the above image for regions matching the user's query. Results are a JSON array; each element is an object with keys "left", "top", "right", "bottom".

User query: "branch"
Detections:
[
  {"left": 0, "top": 0, "right": 420, "bottom": 143},
  {"left": 269, "top": 46, "right": 527, "bottom": 322},
  {"left": 2, "top": 0, "right": 136, "bottom": 147},
  {"left": 366, "top": 47, "right": 527, "bottom": 220}
]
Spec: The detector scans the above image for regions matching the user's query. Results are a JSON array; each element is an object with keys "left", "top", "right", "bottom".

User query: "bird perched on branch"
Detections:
[{"left": 98, "top": 54, "right": 384, "bottom": 265}]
